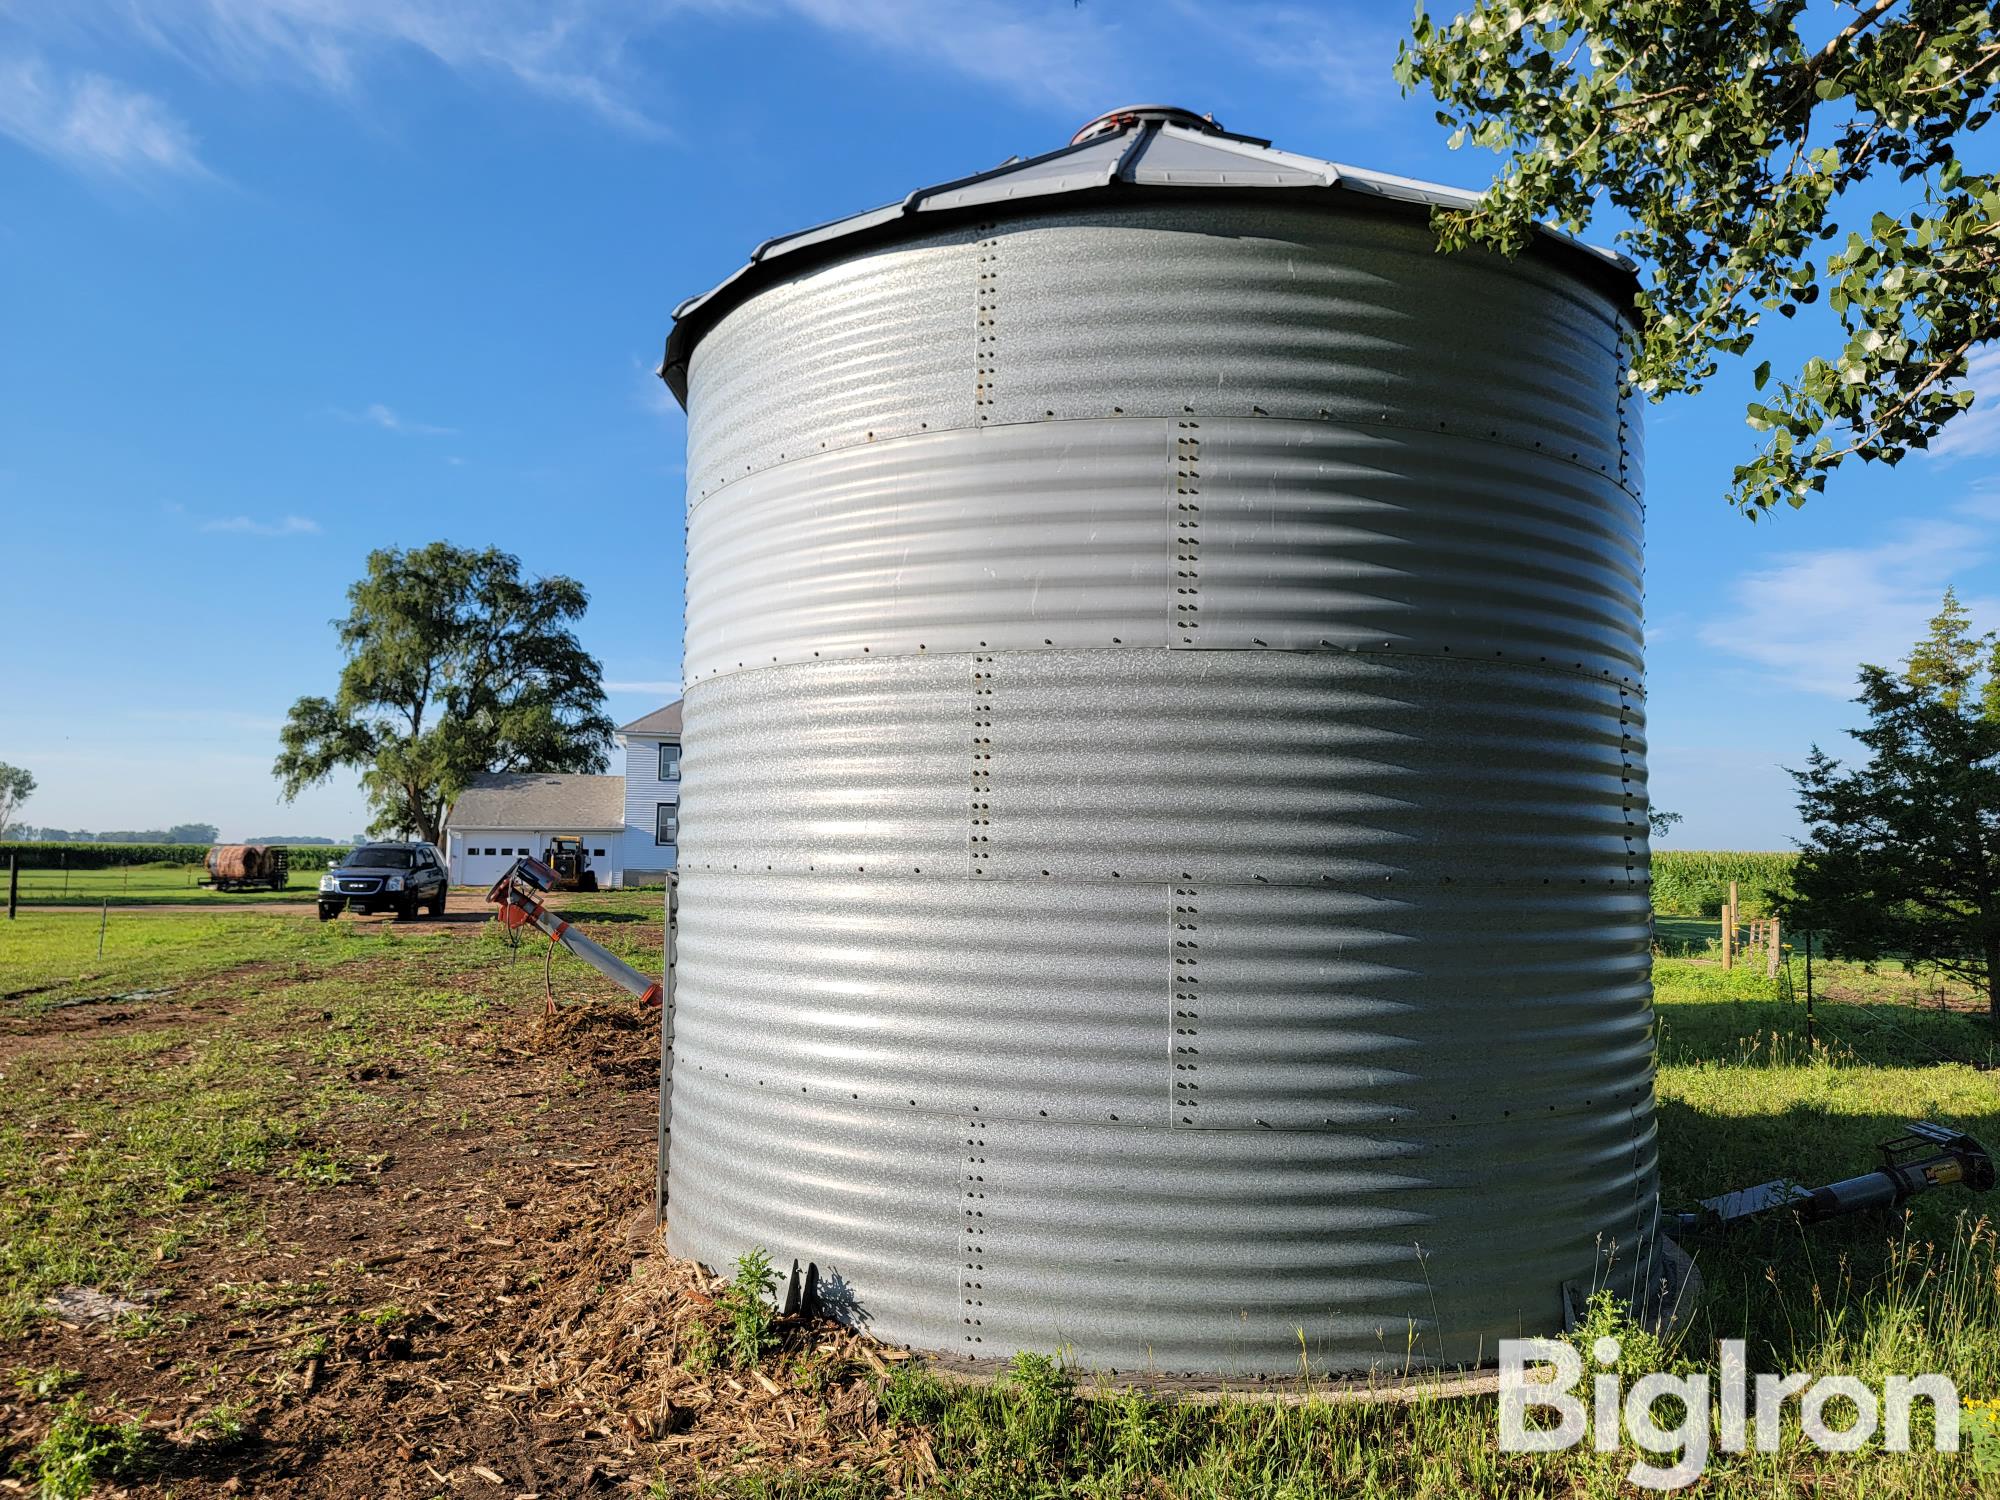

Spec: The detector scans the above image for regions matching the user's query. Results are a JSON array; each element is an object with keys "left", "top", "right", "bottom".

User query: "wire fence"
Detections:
[{"left": 2, "top": 853, "right": 345, "bottom": 907}]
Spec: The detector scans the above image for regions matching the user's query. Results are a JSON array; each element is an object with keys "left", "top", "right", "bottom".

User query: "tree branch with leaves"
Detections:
[
  {"left": 1398, "top": 1, "right": 2000, "bottom": 515},
  {"left": 0, "top": 763, "right": 35, "bottom": 840}
]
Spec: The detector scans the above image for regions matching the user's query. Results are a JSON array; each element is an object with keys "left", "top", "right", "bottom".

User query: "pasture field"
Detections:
[
  {"left": 0, "top": 900, "right": 1996, "bottom": 1497},
  {"left": 4, "top": 860, "right": 334, "bottom": 907},
  {"left": 6, "top": 863, "right": 672, "bottom": 908}
]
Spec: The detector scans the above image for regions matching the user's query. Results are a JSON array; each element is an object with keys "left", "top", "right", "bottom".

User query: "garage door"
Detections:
[{"left": 453, "top": 836, "right": 536, "bottom": 888}]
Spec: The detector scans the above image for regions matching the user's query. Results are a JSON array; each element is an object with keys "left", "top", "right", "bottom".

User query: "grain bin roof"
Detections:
[
  {"left": 659, "top": 104, "right": 1641, "bottom": 405},
  {"left": 448, "top": 772, "right": 626, "bottom": 832}
]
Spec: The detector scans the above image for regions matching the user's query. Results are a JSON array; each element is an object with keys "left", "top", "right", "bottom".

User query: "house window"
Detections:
[
  {"left": 656, "top": 803, "right": 678, "bottom": 845},
  {"left": 592, "top": 848, "right": 605, "bottom": 857},
  {"left": 659, "top": 743, "right": 681, "bottom": 782}
]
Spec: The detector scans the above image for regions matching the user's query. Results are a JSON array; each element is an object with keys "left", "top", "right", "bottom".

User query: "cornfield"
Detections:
[{"left": 1650, "top": 849, "right": 1797, "bottom": 917}]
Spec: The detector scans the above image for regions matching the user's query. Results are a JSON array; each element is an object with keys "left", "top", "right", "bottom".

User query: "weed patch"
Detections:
[
  {"left": 29, "top": 1396, "right": 153, "bottom": 1499},
  {"left": 718, "top": 1249, "right": 781, "bottom": 1369}
]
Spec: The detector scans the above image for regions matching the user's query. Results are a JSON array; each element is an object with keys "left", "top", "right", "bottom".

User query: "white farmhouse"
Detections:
[
  {"left": 616, "top": 701, "right": 682, "bottom": 885},
  {"left": 443, "top": 700, "right": 681, "bottom": 888}
]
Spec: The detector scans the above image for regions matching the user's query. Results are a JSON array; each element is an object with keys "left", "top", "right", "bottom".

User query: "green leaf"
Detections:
[{"left": 1395, "top": 0, "right": 2000, "bottom": 515}]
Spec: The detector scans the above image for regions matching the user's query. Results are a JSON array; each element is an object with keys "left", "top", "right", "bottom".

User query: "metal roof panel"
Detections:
[
  {"left": 915, "top": 134, "right": 1131, "bottom": 212},
  {"left": 1126, "top": 122, "right": 1339, "bottom": 188},
  {"left": 660, "top": 107, "right": 1640, "bottom": 405}
]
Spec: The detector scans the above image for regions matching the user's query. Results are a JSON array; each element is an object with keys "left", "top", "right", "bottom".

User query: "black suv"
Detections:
[{"left": 318, "top": 842, "right": 448, "bottom": 921}]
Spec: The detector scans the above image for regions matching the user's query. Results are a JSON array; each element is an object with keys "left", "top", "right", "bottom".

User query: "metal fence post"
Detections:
[
  {"left": 656, "top": 870, "right": 678, "bottom": 1227},
  {"left": 6, "top": 854, "right": 16, "bottom": 920},
  {"left": 1804, "top": 931, "right": 1815, "bottom": 1046}
]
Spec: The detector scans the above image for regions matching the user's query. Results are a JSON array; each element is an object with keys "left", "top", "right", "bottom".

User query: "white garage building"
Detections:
[
  {"left": 444, "top": 773, "right": 628, "bottom": 889},
  {"left": 442, "top": 699, "right": 681, "bottom": 889}
]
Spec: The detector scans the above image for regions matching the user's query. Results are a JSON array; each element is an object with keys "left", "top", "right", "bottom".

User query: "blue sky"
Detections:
[{"left": 5, "top": 1, "right": 1996, "bottom": 846}]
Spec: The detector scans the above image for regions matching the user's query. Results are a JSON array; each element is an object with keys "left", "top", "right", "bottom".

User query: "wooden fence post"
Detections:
[
  {"left": 1767, "top": 914, "right": 1781, "bottom": 979},
  {"left": 1804, "top": 931, "right": 1814, "bottom": 1044},
  {"left": 1726, "top": 880, "right": 1742, "bottom": 970}
]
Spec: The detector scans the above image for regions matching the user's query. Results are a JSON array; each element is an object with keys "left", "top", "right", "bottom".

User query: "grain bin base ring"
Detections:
[{"left": 897, "top": 1234, "right": 1700, "bottom": 1402}]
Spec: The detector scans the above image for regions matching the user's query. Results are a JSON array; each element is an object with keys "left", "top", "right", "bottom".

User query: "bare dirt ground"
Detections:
[
  {"left": 0, "top": 913, "right": 906, "bottom": 1499},
  {"left": 11, "top": 913, "right": 1996, "bottom": 1498}
]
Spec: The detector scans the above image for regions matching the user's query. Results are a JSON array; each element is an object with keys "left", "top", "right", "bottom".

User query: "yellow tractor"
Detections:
[{"left": 539, "top": 835, "right": 599, "bottom": 892}]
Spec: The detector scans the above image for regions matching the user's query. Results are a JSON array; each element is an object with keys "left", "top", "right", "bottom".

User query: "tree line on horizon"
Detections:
[
  {"left": 10, "top": 823, "right": 220, "bottom": 845},
  {"left": 6, "top": 828, "right": 358, "bottom": 846}
]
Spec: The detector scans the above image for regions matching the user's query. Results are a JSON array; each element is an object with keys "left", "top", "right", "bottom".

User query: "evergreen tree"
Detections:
[{"left": 1789, "top": 590, "right": 2000, "bottom": 1030}]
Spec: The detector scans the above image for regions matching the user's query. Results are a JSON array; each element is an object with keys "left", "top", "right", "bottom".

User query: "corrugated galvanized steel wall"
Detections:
[{"left": 667, "top": 201, "right": 1655, "bottom": 1375}]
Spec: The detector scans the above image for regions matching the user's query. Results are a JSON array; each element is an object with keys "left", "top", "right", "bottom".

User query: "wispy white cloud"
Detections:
[
  {"left": 14, "top": 0, "right": 1393, "bottom": 176},
  {"left": 635, "top": 355, "right": 678, "bottom": 417},
  {"left": 39, "top": 0, "right": 1141, "bottom": 133},
  {"left": 1927, "top": 344, "right": 2000, "bottom": 463},
  {"left": 200, "top": 513, "right": 321, "bottom": 536},
  {"left": 1163, "top": 1, "right": 1402, "bottom": 110},
  {"left": 0, "top": 52, "right": 208, "bottom": 177},
  {"left": 781, "top": 0, "right": 1127, "bottom": 108},
  {"left": 1700, "top": 491, "right": 2000, "bottom": 697},
  {"left": 335, "top": 401, "right": 456, "bottom": 437},
  {"left": 605, "top": 679, "right": 682, "bottom": 696},
  {"left": 103, "top": 0, "right": 669, "bottom": 135}
]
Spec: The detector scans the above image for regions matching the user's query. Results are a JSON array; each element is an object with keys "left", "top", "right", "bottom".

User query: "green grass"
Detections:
[
  {"left": 0, "top": 908, "right": 442, "bottom": 1006},
  {"left": 479, "top": 886, "right": 667, "bottom": 975},
  {"left": 28, "top": 1395, "right": 154, "bottom": 1499},
  {"left": 7, "top": 901, "right": 2000, "bottom": 1497},
  {"left": 661, "top": 952, "right": 2000, "bottom": 1498},
  {"left": 687, "top": 1288, "right": 1998, "bottom": 1499},
  {"left": 5, "top": 858, "right": 338, "bottom": 906},
  {"left": 1650, "top": 952, "right": 2000, "bottom": 1398},
  {"left": 6, "top": 860, "right": 674, "bottom": 908},
  {"left": 0, "top": 913, "right": 462, "bottom": 1331},
  {"left": 1, "top": 1021, "right": 306, "bottom": 1332}
]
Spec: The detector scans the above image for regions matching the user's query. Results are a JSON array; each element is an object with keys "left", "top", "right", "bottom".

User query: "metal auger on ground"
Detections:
[
  {"left": 1667, "top": 1121, "right": 1995, "bottom": 1238},
  {"left": 485, "top": 855, "right": 663, "bottom": 1013}
]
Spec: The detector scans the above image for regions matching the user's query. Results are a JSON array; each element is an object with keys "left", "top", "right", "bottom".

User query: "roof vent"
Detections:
[{"left": 1069, "top": 105, "right": 1223, "bottom": 146}]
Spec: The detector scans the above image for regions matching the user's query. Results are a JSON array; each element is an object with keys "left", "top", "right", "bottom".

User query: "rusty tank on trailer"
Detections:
[
  {"left": 654, "top": 105, "right": 1657, "bottom": 1376},
  {"left": 205, "top": 844, "right": 290, "bottom": 892}
]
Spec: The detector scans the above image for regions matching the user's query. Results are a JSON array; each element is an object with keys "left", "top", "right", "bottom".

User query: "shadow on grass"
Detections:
[
  {"left": 1656, "top": 1094, "right": 2000, "bottom": 1364},
  {"left": 1654, "top": 914, "right": 1720, "bottom": 954},
  {"left": 1656, "top": 993, "right": 1998, "bottom": 1070}
]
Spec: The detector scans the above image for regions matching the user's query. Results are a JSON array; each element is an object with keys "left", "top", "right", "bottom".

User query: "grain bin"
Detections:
[{"left": 657, "top": 106, "right": 1656, "bottom": 1376}]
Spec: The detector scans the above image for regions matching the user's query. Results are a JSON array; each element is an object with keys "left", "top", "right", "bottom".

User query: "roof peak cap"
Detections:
[{"left": 1070, "top": 105, "right": 1245, "bottom": 146}]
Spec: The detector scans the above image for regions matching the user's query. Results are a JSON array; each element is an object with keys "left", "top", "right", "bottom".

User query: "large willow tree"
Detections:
[{"left": 275, "top": 543, "right": 613, "bottom": 843}]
